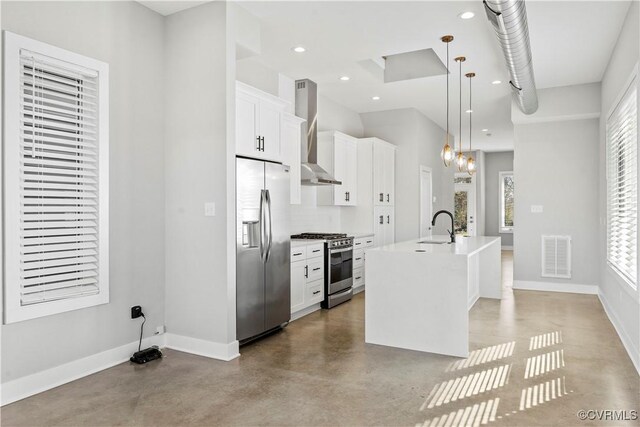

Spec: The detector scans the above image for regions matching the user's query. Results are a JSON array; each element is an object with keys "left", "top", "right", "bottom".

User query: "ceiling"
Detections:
[
  {"left": 138, "top": 1, "right": 210, "bottom": 16},
  {"left": 238, "top": 1, "right": 631, "bottom": 152}
]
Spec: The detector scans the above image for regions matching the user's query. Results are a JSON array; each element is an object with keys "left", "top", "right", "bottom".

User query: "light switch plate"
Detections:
[
  {"left": 204, "top": 202, "right": 216, "bottom": 216},
  {"left": 531, "top": 205, "right": 544, "bottom": 213}
]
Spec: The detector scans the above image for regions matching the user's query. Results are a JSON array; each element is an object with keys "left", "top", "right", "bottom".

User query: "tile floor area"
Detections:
[{"left": 2, "top": 251, "right": 639, "bottom": 426}]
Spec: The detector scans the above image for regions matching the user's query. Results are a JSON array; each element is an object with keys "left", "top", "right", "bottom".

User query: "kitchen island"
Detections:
[{"left": 365, "top": 236, "right": 501, "bottom": 357}]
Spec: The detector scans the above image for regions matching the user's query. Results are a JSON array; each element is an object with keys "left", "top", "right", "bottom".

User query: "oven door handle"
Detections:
[{"left": 330, "top": 247, "right": 353, "bottom": 254}]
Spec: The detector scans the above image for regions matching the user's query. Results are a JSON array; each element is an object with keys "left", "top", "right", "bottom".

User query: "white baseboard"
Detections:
[
  {"left": 164, "top": 333, "right": 239, "bottom": 362},
  {"left": 501, "top": 246, "right": 513, "bottom": 250},
  {"left": 291, "top": 303, "right": 321, "bottom": 321},
  {"left": 353, "top": 285, "right": 365, "bottom": 295},
  {"left": 1, "top": 334, "right": 165, "bottom": 406},
  {"left": 598, "top": 292, "right": 640, "bottom": 375},
  {"left": 513, "top": 280, "right": 598, "bottom": 295}
]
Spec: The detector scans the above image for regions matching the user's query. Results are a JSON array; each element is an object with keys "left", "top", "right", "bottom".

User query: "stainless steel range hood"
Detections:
[{"left": 295, "top": 79, "right": 342, "bottom": 186}]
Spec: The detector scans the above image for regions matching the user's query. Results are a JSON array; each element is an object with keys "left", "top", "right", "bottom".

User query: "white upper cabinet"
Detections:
[
  {"left": 317, "top": 131, "right": 358, "bottom": 206},
  {"left": 373, "top": 142, "right": 395, "bottom": 206},
  {"left": 236, "top": 82, "right": 289, "bottom": 163},
  {"left": 281, "top": 113, "right": 305, "bottom": 204}
]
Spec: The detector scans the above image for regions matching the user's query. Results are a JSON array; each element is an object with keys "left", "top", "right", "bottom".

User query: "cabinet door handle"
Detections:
[
  {"left": 261, "top": 136, "right": 265, "bottom": 151},
  {"left": 304, "top": 265, "right": 308, "bottom": 278},
  {"left": 312, "top": 249, "right": 320, "bottom": 253},
  {"left": 387, "top": 194, "right": 390, "bottom": 202},
  {"left": 366, "top": 240, "right": 372, "bottom": 244},
  {"left": 356, "top": 257, "right": 362, "bottom": 261},
  {"left": 313, "top": 267, "right": 321, "bottom": 271},
  {"left": 355, "top": 276, "right": 362, "bottom": 280},
  {"left": 387, "top": 215, "right": 390, "bottom": 224},
  {"left": 293, "top": 252, "right": 303, "bottom": 256},
  {"left": 256, "top": 136, "right": 261, "bottom": 151},
  {"left": 379, "top": 215, "right": 384, "bottom": 224},
  {"left": 313, "top": 290, "right": 321, "bottom": 295},
  {"left": 345, "top": 192, "right": 348, "bottom": 202},
  {"left": 379, "top": 193, "right": 384, "bottom": 202}
]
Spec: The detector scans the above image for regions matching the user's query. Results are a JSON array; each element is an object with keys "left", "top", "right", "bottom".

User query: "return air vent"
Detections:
[{"left": 541, "top": 235, "right": 571, "bottom": 279}]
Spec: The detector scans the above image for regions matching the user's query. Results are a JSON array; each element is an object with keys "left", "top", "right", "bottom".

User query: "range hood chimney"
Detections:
[{"left": 295, "top": 79, "right": 342, "bottom": 186}]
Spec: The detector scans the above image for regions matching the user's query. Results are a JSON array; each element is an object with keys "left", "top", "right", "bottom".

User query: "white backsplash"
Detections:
[{"left": 290, "top": 186, "right": 341, "bottom": 234}]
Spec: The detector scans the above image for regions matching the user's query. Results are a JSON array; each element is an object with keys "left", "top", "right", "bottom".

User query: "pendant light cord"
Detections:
[
  {"left": 469, "top": 75, "right": 472, "bottom": 151},
  {"left": 459, "top": 59, "right": 462, "bottom": 154},
  {"left": 446, "top": 41, "right": 449, "bottom": 144}
]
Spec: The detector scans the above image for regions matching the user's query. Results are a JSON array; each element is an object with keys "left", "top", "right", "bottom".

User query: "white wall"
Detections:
[
  {"left": 513, "top": 119, "right": 599, "bottom": 288},
  {"left": 1, "top": 1, "right": 166, "bottom": 381},
  {"left": 163, "top": 2, "right": 237, "bottom": 355},
  {"left": 484, "top": 151, "right": 514, "bottom": 246},
  {"left": 598, "top": 0, "right": 640, "bottom": 373},
  {"left": 360, "top": 108, "right": 454, "bottom": 241}
]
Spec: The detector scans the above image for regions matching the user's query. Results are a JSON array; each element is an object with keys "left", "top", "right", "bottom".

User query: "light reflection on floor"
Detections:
[{"left": 418, "top": 330, "right": 568, "bottom": 427}]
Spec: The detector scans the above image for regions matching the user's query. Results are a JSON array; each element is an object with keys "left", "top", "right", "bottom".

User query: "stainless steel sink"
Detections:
[{"left": 417, "top": 240, "right": 451, "bottom": 245}]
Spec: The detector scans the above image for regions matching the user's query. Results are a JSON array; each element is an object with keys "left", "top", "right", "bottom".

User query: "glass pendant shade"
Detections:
[
  {"left": 441, "top": 141, "right": 454, "bottom": 166},
  {"left": 467, "top": 156, "right": 476, "bottom": 175},
  {"left": 456, "top": 151, "right": 467, "bottom": 172}
]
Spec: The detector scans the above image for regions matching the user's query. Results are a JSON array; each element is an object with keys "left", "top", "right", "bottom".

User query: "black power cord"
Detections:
[{"left": 138, "top": 313, "right": 146, "bottom": 352}]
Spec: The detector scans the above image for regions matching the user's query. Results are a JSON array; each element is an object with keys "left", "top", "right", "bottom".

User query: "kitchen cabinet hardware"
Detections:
[
  {"left": 379, "top": 215, "right": 384, "bottom": 224},
  {"left": 380, "top": 193, "right": 384, "bottom": 202},
  {"left": 387, "top": 215, "right": 390, "bottom": 224},
  {"left": 313, "top": 290, "right": 321, "bottom": 295},
  {"left": 304, "top": 265, "right": 308, "bottom": 278}
]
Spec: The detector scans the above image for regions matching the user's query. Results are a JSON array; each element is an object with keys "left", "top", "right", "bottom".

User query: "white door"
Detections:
[
  {"left": 384, "top": 145, "right": 395, "bottom": 205},
  {"left": 333, "top": 137, "right": 349, "bottom": 206},
  {"left": 345, "top": 139, "right": 358, "bottom": 206},
  {"left": 420, "top": 166, "right": 433, "bottom": 238},
  {"left": 236, "top": 91, "right": 260, "bottom": 157},
  {"left": 373, "top": 143, "right": 385, "bottom": 205},
  {"left": 454, "top": 177, "right": 476, "bottom": 237},
  {"left": 373, "top": 206, "right": 386, "bottom": 247},
  {"left": 291, "top": 261, "right": 306, "bottom": 313},
  {"left": 259, "top": 101, "right": 281, "bottom": 162}
]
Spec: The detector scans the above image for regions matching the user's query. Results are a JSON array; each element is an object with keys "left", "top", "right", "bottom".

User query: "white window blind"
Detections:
[
  {"left": 606, "top": 75, "right": 637, "bottom": 288},
  {"left": 4, "top": 32, "right": 109, "bottom": 323}
]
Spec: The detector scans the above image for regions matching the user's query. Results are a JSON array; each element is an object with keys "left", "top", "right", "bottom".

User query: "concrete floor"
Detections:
[{"left": 2, "top": 251, "right": 639, "bottom": 426}]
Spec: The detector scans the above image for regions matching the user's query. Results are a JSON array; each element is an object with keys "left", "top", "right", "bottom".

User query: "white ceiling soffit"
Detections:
[
  {"left": 383, "top": 48, "right": 448, "bottom": 83},
  {"left": 138, "top": 1, "right": 211, "bottom": 16}
]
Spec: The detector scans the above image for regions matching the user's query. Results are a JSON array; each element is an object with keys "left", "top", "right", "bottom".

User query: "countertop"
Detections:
[
  {"left": 349, "top": 232, "right": 375, "bottom": 239},
  {"left": 370, "top": 235, "right": 500, "bottom": 257}
]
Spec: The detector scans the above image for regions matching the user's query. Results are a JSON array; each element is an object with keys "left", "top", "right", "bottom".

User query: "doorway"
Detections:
[
  {"left": 454, "top": 174, "right": 476, "bottom": 237},
  {"left": 419, "top": 166, "right": 433, "bottom": 238}
]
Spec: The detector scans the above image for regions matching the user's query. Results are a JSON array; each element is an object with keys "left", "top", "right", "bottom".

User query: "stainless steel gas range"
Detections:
[{"left": 290, "top": 233, "right": 354, "bottom": 308}]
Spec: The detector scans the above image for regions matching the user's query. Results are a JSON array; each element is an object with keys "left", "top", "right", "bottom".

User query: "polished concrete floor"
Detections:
[{"left": 2, "top": 251, "right": 639, "bottom": 426}]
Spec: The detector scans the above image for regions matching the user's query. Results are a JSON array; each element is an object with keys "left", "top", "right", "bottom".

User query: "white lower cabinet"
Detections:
[
  {"left": 291, "top": 243, "right": 325, "bottom": 315},
  {"left": 352, "top": 236, "right": 375, "bottom": 291}
]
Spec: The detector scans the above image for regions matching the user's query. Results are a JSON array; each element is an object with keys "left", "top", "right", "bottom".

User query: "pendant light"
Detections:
[
  {"left": 454, "top": 56, "right": 467, "bottom": 172},
  {"left": 466, "top": 72, "right": 477, "bottom": 175},
  {"left": 440, "top": 35, "right": 454, "bottom": 166}
]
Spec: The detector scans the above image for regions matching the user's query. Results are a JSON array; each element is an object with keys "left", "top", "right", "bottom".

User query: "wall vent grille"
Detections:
[{"left": 541, "top": 235, "right": 571, "bottom": 279}]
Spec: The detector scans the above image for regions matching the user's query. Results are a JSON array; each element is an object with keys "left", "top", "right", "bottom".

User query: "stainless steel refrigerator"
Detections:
[{"left": 236, "top": 157, "right": 291, "bottom": 343}]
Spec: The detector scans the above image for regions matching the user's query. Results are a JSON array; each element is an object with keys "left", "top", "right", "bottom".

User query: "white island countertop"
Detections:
[
  {"left": 365, "top": 235, "right": 502, "bottom": 357},
  {"left": 373, "top": 235, "right": 500, "bottom": 256}
]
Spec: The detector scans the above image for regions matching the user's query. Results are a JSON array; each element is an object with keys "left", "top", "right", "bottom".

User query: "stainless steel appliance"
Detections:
[
  {"left": 236, "top": 157, "right": 290, "bottom": 343},
  {"left": 290, "top": 233, "right": 354, "bottom": 308}
]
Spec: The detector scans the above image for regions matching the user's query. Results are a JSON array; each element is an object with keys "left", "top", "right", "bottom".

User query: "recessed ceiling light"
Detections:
[
  {"left": 340, "top": 76, "right": 350, "bottom": 81},
  {"left": 292, "top": 46, "right": 306, "bottom": 53},
  {"left": 459, "top": 11, "right": 475, "bottom": 19},
  {"left": 372, "top": 96, "right": 380, "bottom": 100},
  {"left": 492, "top": 80, "right": 502, "bottom": 85},
  {"left": 466, "top": 109, "right": 473, "bottom": 113},
  {"left": 481, "top": 128, "right": 489, "bottom": 132}
]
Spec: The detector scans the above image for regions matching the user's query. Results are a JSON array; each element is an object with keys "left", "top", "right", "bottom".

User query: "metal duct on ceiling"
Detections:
[{"left": 484, "top": 0, "right": 539, "bottom": 114}]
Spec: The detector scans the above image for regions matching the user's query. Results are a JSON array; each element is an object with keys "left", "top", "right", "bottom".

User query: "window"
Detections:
[
  {"left": 3, "top": 32, "right": 109, "bottom": 323},
  {"left": 499, "top": 171, "right": 514, "bottom": 233},
  {"left": 606, "top": 75, "right": 637, "bottom": 289}
]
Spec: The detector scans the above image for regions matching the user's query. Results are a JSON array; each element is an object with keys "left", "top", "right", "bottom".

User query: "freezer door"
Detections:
[
  {"left": 264, "top": 162, "right": 291, "bottom": 330},
  {"left": 236, "top": 157, "right": 266, "bottom": 342}
]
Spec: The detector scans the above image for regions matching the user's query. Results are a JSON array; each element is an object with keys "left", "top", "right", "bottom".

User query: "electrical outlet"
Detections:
[
  {"left": 204, "top": 202, "right": 216, "bottom": 217},
  {"left": 131, "top": 305, "right": 142, "bottom": 319},
  {"left": 155, "top": 325, "right": 165, "bottom": 335}
]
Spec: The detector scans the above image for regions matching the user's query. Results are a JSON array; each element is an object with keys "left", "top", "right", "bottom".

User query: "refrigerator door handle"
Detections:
[
  {"left": 259, "top": 189, "right": 267, "bottom": 263},
  {"left": 265, "top": 189, "right": 273, "bottom": 262}
]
